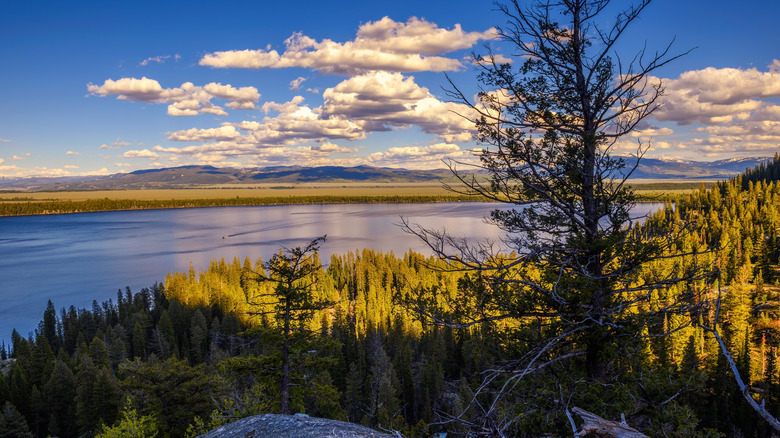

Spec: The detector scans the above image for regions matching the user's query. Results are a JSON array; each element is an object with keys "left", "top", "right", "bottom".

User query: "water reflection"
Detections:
[{"left": 0, "top": 202, "right": 661, "bottom": 341}]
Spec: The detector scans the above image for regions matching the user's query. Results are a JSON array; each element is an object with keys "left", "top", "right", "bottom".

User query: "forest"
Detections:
[
  {"left": 0, "top": 155, "right": 780, "bottom": 437},
  {"left": 2, "top": 0, "right": 778, "bottom": 436}
]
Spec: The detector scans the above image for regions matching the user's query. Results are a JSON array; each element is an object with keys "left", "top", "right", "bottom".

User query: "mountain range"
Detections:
[{"left": 0, "top": 157, "right": 773, "bottom": 191}]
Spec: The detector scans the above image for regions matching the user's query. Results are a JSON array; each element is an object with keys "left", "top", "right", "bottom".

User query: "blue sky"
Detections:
[{"left": 1, "top": 0, "right": 779, "bottom": 177}]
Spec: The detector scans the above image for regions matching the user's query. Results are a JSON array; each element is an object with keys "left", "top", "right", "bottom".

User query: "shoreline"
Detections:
[
  {"left": 0, "top": 194, "right": 486, "bottom": 217},
  {"left": 0, "top": 193, "right": 670, "bottom": 217}
]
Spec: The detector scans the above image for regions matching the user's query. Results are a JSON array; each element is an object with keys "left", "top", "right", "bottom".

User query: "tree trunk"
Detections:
[{"left": 280, "top": 293, "right": 291, "bottom": 414}]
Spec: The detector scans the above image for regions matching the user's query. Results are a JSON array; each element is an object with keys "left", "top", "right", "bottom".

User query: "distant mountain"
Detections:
[
  {"left": 0, "top": 165, "right": 453, "bottom": 191},
  {"left": 0, "top": 158, "right": 774, "bottom": 191},
  {"left": 622, "top": 156, "right": 772, "bottom": 180}
]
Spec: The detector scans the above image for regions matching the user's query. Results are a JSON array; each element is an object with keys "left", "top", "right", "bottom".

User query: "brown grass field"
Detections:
[
  {"left": 0, "top": 180, "right": 716, "bottom": 206},
  {"left": 0, "top": 183, "right": 455, "bottom": 202}
]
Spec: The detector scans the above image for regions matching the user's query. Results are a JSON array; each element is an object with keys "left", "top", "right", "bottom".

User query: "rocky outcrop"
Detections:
[{"left": 197, "top": 413, "right": 394, "bottom": 438}]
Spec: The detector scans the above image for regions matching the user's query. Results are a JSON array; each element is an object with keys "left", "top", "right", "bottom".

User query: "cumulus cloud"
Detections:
[
  {"left": 200, "top": 17, "right": 495, "bottom": 74},
  {"left": 238, "top": 142, "right": 471, "bottom": 169},
  {"left": 649, "top": 64, "right": 780, "bottom": 157},
  {"left": 0, "top": 165, "right": 73, "bottom": 178},
  {"left": 322, "top": 71, "right": 475, "bottom": 142},
  {"left": 167, "top": 126, "right": 243, "bottom": 142},
  {"left": 628, "top": 127, "right": 674, "bottom": 138},
  {"left": 87, "top": 77, "right": 260, "bottom": 116},
  {"left": 150, "top": 72, "right": 477, "bottom": 167},
  {"left": 123, "top": 149, "right": 160, "bottom": 159},
  {"left": 66, "top": 151, "right": 81, "bottom": 155},
  {"left": 164, "top": 97, "right": 366, "bottom": 156},
  {"left": 653, "top": 66, "right": 780, "bottom": 125},
  {"left": 384, "top": 143, "right": 461, "bottom": 158},
  {"left": 12, "top": 155, "right": 25, "bottom": 161},
  {"left": 362, "top": 143, "right": 472, "bottom": 169},
  {"left": 311, "top": 142, "right": 356, "bottom": 154}
]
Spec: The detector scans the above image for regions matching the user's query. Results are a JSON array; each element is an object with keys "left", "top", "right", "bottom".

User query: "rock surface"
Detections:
[{"left": 197, "top": 413, "right": 393, "bottom": 438}]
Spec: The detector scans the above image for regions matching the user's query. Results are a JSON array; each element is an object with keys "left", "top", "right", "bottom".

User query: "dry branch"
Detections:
[{"left": 571, "top": 407, "right": 648, "bottom": 438}]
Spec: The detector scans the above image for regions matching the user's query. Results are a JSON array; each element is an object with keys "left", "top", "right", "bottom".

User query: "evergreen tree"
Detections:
[
  {"left": 0, "top": 401, "right": 34, "bottom": 438},
  {"left": 119, "top": 356, "right": 220, "bottom": 437},
  {"left": 245, "top": 236, "right": 335, "bottom": 415},
  {"left": 40, "top": 300, "right": 59, "bottom": 352},
  {"left": 132, "top": 322, "right": 146, "bottom": 360},
  {"left": 43, "top": 360, "right": 77, "bottom": 437},
  {"left": 366, "top": 331, "right": 400, "bottom": 427}
]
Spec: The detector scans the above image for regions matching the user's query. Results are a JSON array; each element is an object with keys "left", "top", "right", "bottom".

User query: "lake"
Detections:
[{"left": 0, "top": 202, "right": 662, "bottom": 342}]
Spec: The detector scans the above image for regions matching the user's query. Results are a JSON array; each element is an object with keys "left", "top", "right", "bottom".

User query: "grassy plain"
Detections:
[
  {"left": 0, "top": 182, "right": 455, "bottom": 202},
  {"left": 0, "top": 180, "right": 717, "bottom": 216}
]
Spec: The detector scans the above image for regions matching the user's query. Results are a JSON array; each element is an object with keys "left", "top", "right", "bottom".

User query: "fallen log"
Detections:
[{"left": 571, "top": 407, "right": 648, "bottom": 438}]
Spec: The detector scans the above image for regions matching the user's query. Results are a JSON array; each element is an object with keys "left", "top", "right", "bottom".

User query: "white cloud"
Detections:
[
  {"left": 123, "top": 149, "right": 160, "bottom": 159},
  {"left": 628, "top": 127, "right": 674, "bottom": 138},
  {"left": 653, "top": 66, "right": 780, "bottom": 125},
  {"left": 202, "top": 83, "right": 260, "bottom": 109},
  {"left": 87, "top": 77, "right": 260, "bottom": 116},
  {"left": 64, "top": 165, "right": 79, "bottom": 169},
  {"left": 290, "top": 77, "right": 306, "bottom": 91},
  {"left": 200, "top": 17, "right": 495, "bottom": 74},
  {"left": 0, "top": 165, "right": 73, "bottom": 178},
  {"left": 0, "top": 138, "right": 10, "bottom": 143},
  {"left": 236, "top": 142, "right": 471, "bottom": 169},
  {"left": 167, "top": 125, "right": 243, "bottom": 142},
  {"left": 384, "top": 143, "right": 461, "bottom": 158},
  {"left": 112, "top": 137, "right": 132, "bottom": 146},
  {"left": 100, "top": 144, "right": 121, "bottom": 150},
  {"left": 12, "top": 155, "right": 25, "bottom": 161},
  {"left": 140, "top": 55, "right": 182, "bottom": 66},
  {"left": 612, "top": 138, "right": 685, "bottom": 155},
  {"left": 140, "top": 55, "right": 172, "bottom": 66},
  {"left": 647, "top": 64, "right": 780, "bottom": 158},
  {"left": 152, "top": 73, "right": 477, "bottom": 166},
  {"left": 365, "top": 143, "right": 473, "bottom": 169},
  {"left": 311, "top": 142, "right": 356, "bottom": 154},
  {"left": 66, "top": 150, "right": 81, "bottom": 155},
  {"left": 321, "top": 71, "right": 475, "bottom": 142}
]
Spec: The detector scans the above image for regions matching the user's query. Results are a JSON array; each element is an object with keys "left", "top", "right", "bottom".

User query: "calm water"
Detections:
[{"left": 0, "top": 202, "right": 661, "bottom": 342}]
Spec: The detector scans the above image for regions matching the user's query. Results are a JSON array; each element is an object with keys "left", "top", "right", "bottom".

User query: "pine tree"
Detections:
[
  {"left": 244, "top": 236, "right": 335, "bottom": 415},
  {"left": 43, "top": 360, "right": 77, "bottom": 437},
  {"left": 367, "top": 332, "right": 400, "bottom": 427},
  {"left": 119, "top": 357, "right": 220, "bottom": 436},
  {"left": 0, "top": 401, "right": 34, "bottom": 438}
]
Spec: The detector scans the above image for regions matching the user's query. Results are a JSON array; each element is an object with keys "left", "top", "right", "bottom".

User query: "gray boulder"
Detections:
[{"left": 197, "top": 413, "right": 394, "bottom": 438}]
